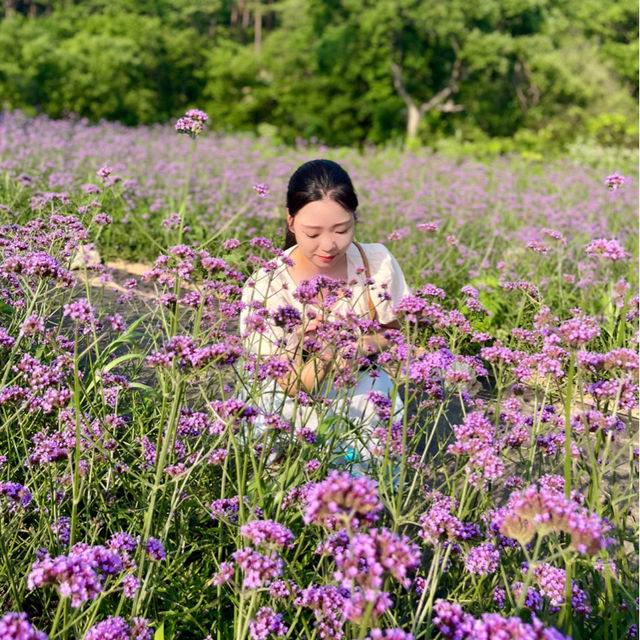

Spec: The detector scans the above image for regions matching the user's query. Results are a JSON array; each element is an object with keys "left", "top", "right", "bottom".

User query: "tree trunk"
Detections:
[
  {"left": 254, "top": 1, "right": 262, "bottom": 55},
  {"left": 3, "top": 0, "right": 16, "bottom": 17},
  {"left": 406, "top": 102, "right": 421, "bottom": 141}
]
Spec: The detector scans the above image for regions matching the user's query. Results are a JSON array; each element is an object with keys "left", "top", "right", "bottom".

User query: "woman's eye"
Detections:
[
  {"left": 336, "top": 230, "right": 349, "bottom": 234},
  {"left": 306, "top": 234, "right": 318, "bottom": 239}
]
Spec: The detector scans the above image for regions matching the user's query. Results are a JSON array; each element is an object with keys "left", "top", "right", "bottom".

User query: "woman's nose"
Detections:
[{"left": 319, "top": 235, "right": 337, "bottom": 251}]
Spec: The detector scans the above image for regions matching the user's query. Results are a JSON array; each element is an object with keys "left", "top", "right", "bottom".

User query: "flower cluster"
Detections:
[
  {"left": 27, "top": 543, "right": 125, "bottom": 607},
  {"left": 175, "top": 109, "right": 208, "bottom": 137},
  {"left": 303, "top": 470, "right": 382, "bottom": 529},
  {"left": 496, "top": 482, "right": 613, "bottom": 554},
  {"left": 0, "top": 612, "right": 48, "bottom": 640},
  {"left": 432, "top": 600, "right": 570, "bottom": 639},
  {"left": 604, "top": 172, "right": 627, "bottom": 191},
  {"left": 84, "top": 616, "right": 153, "bottom": 640},
  {"left": 240, "top": 519, "right": 296, "bottom": 549},
  {"left": 248, "top": 607, "right": 287, "bottom": 640},
  {"left": 231, "top": 547, "right": 284, "bottom": 589},
  {"left": 448, "top": 412, "right": 504, "bottom": 488}
]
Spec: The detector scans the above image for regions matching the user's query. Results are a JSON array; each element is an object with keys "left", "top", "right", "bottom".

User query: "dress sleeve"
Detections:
[
  {"left": 240, "top": 270, "right": 290, "bottom": 358},
  {"left": 364, "top": 243, "right": 412, "bottom": 325}
]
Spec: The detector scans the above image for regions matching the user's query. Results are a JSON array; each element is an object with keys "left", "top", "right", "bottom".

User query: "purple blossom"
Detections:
[
  {"left": 240, "top": 520, "right": 296, "bottom": 549},
  {"left": 295, "top": 584, "right": 346, "bottom": 640},
  {"left": 122, "top": 575, "right": 141, "bottom": 599},
  {"left": 51, "top": 516, "right": 71, "bottom": 545},
  {"left": 231, "top": 547, "right": 283, "bottom": 589},
  {"left": 145, "top": 538, "right": 165, "bottom": 561},
  {"left": 63, "top": 298, "right": 96, "bottom": 325},
  {"left": 0, "top": 482, "right": 32, "bottom": 510},
  {"left": 604, "top": 172, "right": 627, "bottom": 191},
  {"left": 253, "top": 183, "right": 270, "bottom": 198},
  {"left": 464, "top": 543, "right": 499, "bottom": 576},
  {"left": 247, "top": 607, "right": 287, "bottom": 640},
  {"left": 496, "top": 482, "right": 612, "bottom": 554},
  {"left": 366, "top": 631, "right": 414, "bottom": 640},
  {"left": 432, "top": 599, "right": 570, "bottom": 639},
  {"left": 27, "top": 544, "right": 123, "bottom": 608},
  {"left": 303, "top": 470, "right": 382, "bottom": 529},
  {"left": 0, "top": 613, "right": 48, "bottom": 640},
  {"left": 585, "top": 238, "right": 630, "bottom": 261},
  {"left": 333, "top": 527, "right": 421, "bottom": 593}
]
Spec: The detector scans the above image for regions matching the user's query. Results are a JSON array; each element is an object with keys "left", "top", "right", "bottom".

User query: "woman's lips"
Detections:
[{"left": 317, "top": 255, "right": 336, "bottom": 263}]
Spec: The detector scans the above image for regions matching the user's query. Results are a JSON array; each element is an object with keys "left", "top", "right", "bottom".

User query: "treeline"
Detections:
[{"left": 0, "top": 0, "right": 637, "bottom": 149}]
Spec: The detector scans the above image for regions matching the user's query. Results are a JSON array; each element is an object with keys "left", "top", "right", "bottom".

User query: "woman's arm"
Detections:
[{"left": 277, "top": 352, "right": 334, "bottom": 397}]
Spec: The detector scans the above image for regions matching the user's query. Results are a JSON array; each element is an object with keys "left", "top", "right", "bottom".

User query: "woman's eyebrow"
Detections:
[{"left": 300, "top": 221, "right": 352, "bottom": 230}]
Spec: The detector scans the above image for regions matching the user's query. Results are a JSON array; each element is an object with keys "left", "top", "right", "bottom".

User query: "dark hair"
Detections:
[{"left": 284, "top": 159, "right": 359, "bottom": 249}]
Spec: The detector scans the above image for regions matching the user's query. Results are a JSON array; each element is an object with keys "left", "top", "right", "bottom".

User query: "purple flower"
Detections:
[
  {"left": 556, "top": 312, "right": 600, "bottom": 348},
  {"left": 247, "top": 607, "right": 287, "bottom": 640},
  {"left": 27, "top": 544, "right": 123, "bottom": 608},
  {"left": 0, "top": 482, "right": 32, "bottom": 510},
  {"left": 585, "top": 238, "right": 630, "bottom": 261},
  {"left": 185, "top": 109, "right": 208, "bottom": 123},
  {"left": 240, "top": 520, "right": 296, "bottom": 549},
  {"left": 496, "top": 482, "right": 612, "bottom": 554},
  {"left": 122, "top": 575, "right": 141, "bottom": 599},
  {"left": 333, "top": 527, "right": 421, "bottom": 593},
  {"left": 432, "top": 599, "right": 570, "bottom": 639},
  {"left": 0, "top": 613, "right": 48, "bottom": 640},
  {"left": 51, "top": 516, "right": 71, "bottom": 545},
  {"left": 303, "top": 470, "right": 382, "bottom": 529},
  {"left": 604, "top": 172, "right": 627, "bottom": 191},
  {"left": 253, "top": 183, "right": 269, "bottom": 198},
  {"left": 92, "top": 213, "right": 112, "bottom": 226},
  {"left": 295, "top": 584, "right": 346, "bottom": 639},
  {"left": 366, "top": 631, "right": 414, "bottom": 640},
  {"left": 231, "top": 547, "right": 283, "bottom": 589},
  {"left": 532, "top": 563, "right": 591, "bottom": 615},
  {"left": 212, "top": 562, "right": 234, "bottom": 586},
  {"left": 145, "top": 538, "right": 165, "bottom": 561},
  {"left": 63, "top": 298, "right": 96, "bottom": 325},
  {"left": 84, "top": 617, "right": 130, "bottom": 640},
  {"left": 175, "top": 110, "right": 208, "bottom": 137},
  {"left": 464, "top": 543, "right": 499, "bottom": 576}
]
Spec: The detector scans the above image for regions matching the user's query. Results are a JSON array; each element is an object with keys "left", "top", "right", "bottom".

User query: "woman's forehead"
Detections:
[{"left": 294, "top": 198, "right": 353, "bottom": 227}]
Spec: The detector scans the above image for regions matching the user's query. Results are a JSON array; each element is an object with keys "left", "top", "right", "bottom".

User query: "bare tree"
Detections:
[{"left": 391, "top": 39, "right": 465, "bottom": 146}]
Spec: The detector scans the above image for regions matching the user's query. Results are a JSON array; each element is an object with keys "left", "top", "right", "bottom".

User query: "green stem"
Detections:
[{"left": 564, "top": 354, "right": 576, "bottom": 499}]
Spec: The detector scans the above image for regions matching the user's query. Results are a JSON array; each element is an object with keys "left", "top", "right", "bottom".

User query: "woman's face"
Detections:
[{"left": 288, "top": 197, "right": 355, "bottom": 272}]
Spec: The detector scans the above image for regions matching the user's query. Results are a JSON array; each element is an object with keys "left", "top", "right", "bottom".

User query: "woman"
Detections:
[{"left": 240, "top": 159, "right": 411, "bottom": 471}]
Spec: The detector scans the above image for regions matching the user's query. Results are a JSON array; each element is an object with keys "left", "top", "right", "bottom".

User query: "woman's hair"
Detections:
[{"left": 284, "top": 159, "right": 359, "bottom": 249}]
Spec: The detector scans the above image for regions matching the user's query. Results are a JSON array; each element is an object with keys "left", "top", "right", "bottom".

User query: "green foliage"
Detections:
[{"left": 0, "top": 0, "right": 637, "bottom": 150}]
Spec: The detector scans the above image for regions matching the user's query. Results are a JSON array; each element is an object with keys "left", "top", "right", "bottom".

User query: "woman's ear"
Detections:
[{"left": 287, "top": 213, "right": 295, "bottom": 233}]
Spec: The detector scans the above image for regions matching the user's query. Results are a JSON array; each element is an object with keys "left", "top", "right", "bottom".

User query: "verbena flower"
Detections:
[
  {"left": 253, "top": 184, "right": 269, "bottom": 198},
  {"left": 604, "top": 172, "right": 627, "bottom": 191},
  {"left": 303, "top": 470, "right": 382, "bottom": 529},
  {"left": 295, "top": 585, "right": 346, "bottom": 640},
  {"left": 432, "top": 599, "right": 570, "bottom": 639},
  {"left": 247, "top": 607, "right": 287, "bottom": 640},
  {"left": 28, "top": 544, "right": 124, "bottom": 608},
  {"left": 496, "top": 482, "right": 613, "bottom": 554},
  {"left": 231, "top": 547, "right": 283, "bottom": 589},
  {"left": 464, "top": 543, "right": 499, "bottom": 576},
  {"left": 240, "top": 520, "right": 295, "bottom": 549},
  {"left": 0, "top": 613, "right": 48, "bottom": 640},
  {"left": 145, "top": 538, "right": 165, "bottom": 561},
  {"left": 585, "top": 238, "right": 630, "bottom": 261},
  {"left": 365, "top": 630, "right": 414, "bottom": 640}
]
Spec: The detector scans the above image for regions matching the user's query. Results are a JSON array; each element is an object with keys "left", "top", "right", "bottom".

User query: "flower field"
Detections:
[{"left": 0, "top": 110, "right": 637, "bottom": 640}]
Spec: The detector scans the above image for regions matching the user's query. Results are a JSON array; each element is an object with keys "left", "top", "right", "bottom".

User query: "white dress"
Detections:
[{"left": 239, "top": 242, "right": 411, "bottom": 468}]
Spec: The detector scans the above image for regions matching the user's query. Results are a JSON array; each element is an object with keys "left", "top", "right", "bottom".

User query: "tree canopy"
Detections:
[{"left": 0, "top": 0, "right": 636, "bottom": 148}]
